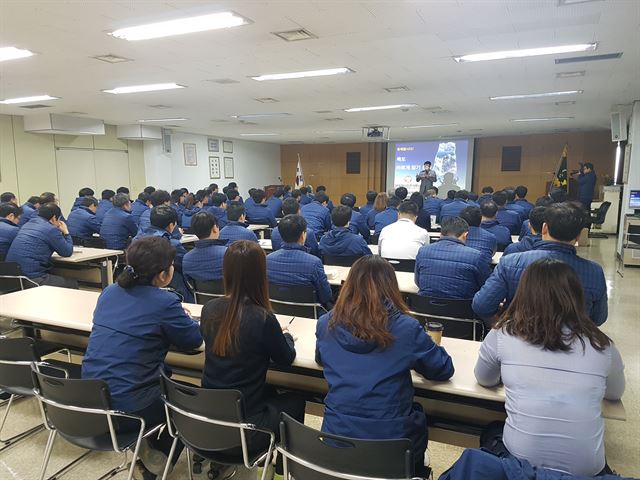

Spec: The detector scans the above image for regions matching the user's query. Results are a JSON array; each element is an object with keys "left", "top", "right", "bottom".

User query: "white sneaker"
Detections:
[{"left": 137, "top": 438, "right": 169, "bottom": 476}]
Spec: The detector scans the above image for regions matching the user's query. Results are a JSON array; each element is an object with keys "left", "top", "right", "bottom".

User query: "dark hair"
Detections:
[
  {"left": 279, "top": 214, "right": 307, "bottom": 243},
  {"left": 528, "top": 207, "right": 546, "bottom": 233},
  {"left": 195, "top": 189, "right": 208, "bottom": 203},
  {"left": 38, "top": 203, "right": 62, "bottom": 221},
  {"left": 113, "top": 193, "right": 130, "bottom": 209},
  {"left": 27, "top": 196, "right": 41, "bottom": 205},
  {"left": 468, "top": 191, "right": 479, "bottom": 201},
  {"left": 300, "top": 186, "right": 309, "bottom": 195},
  {"left": 398, "top": 200, "right": 418, "bottom": 216},
  {"left": 248, "top": 188, "right": 257, "bottom": 198},
  {"left": 228, "top": 182, "right": 238, "bottom": 189},
  {"left": 226, "top": 202, "right": 245, "bottom": 221},
  {"left": 284, "top": 185, "right": 292, "bottom": 193},
  {"left": 316, "top": 185, "right": 326, "bottom": 193},
  {"left": 481, "top": 186, "right": 494, "bottom": 194},
  {"left": 426, "top": 188, "right": 437, "bottom": 197},
  {"left": 514, "top": 186, "right": 528, "bottom": 198},
  {"left": 202, "top": 241, "right": 271, "bottom": 356},
  {"left": 81, "top": 196, "right": 98, "bottom": 208},
  {"left": 226, "top": 189, "right": 240, "bottom": 201},
  {"left": 495, "top": 258, "right": 610, "bottom": 352},
  {"left": 116, "top": 187, "right": 129, "bottom": 195},
  {"left": 150, "top": 205, "right": 178, "bottom": 230},
  {"left": 446, "top": 190, "right": 456, "bottom": 200},
  {"left": 460, "top": 206, "right": 482, "bottom": 227},
  {"left": 584, "top": 162, "right": 594, "bottom": 171},
  {"left": 480, "top": 201, "right": 498, "bottom": 218},
  {"left": 366, "top": 191, "right": 378, "bottom": 203},
  {"left": 330, "top": 256, "right": 409, "bottom": 350},
  {"left": 291, "top": 189, "right": 301, "bottom": 200},
  {"left": 144, "top": 186, "right": 156, "bottom": 195},
  {"left": 40, "top": 192, "right": 56, "bottom": 204},
  {"left": 282, "top": 198, "right": 300, "bottom": 215},
  {"left": 394, "top": 187, "right": 408, "bottom": 200},
  {"left": 373, "top": 193, "right": 388, "bottom": 212},
  {"left": 549, "top": 188, "right": 568, "bottom": 203},
  {"left": 388, "top": 195, "right": 402, "bottom": 209},
  {"left": 208, "top": 183, "right": 218, "bottom": 192},
  {"left": 432, "top": 186, "right": 439, "bottom": 195},
  {"left": 0, "top": 192, "right": 16, "bottom": 203},
  {"left": 504, "top": 189, "right": 516, "bottom": 202},
  {"left": 441, "top": 216, "right": 469, "bottom": 237},
  {"left": 544, "top": 202, "right": 586, "bottom": 241},
  {"left": 314, "top": 192, "right": 329, "bottom": 204},
  {"left": 455, "top": 190, "right": 469, "bottom": 200},
  {"left": 192, "top": 211, "right": 218, "bottom": 239},
  {"left": 150, "top": 190, "right": 170, "bottom": 206},
  {"left": 274, "top": 188, "right": 284, "bottom": 198},
  {"left": 424, "top": 161, "right": 431, "bottom": 166},
  {"left": 492, "top": 191, "right": 507, "bottom": 206},
  {"left": 137, "top": 192, "right": 149, "bottom": 203},
  {"left": 211, "top": 193, "right": 228, "bottom": 207},
  {"left": 0, "top": 202, "right": 22, "bottom": 218},
  {"left": 117, "top": 237, "right": 175, "bottom": 289},
  {"left": 78, "top": 187, "right": 94, "bottom": 197},
  {"left": 535, "top": 196, "right": 554, "bottom": 207},
  {"left": 331, "top": 205, "right": 352, "bottom": 227},
  {"left": 252, "top": 189, "right": 266, "bottom": 204},
  {"left": 170, "top": 189, "right": 184, "bottom": 204},
  {"left": 409, "top": 192, "right": 424, "bottom": 210},
  {"left": 340, "top": 193, "right": 356, "bottom": 208}
]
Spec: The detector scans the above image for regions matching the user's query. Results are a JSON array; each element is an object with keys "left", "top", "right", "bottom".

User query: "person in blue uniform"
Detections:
[
  {"left": 374, "top": 195, "right": 401, "bottom": 235},
  {"left": 182, "top": 211, "right": 228, "bottom": 284},
  {"left": 67, "top": 196, "right": 101, "bottom": 241},
  {"left": 130, "top": 192, "right": 150, "bottom": 226},
  {"left": 170, "top": 189, "right": 186, "bottom": 226},
  {"left": 95, "top": 189, "right": 115, "bottom": 224},
  {"left": 440, "top": 190, "right": 470, "bottom": 220},
  {"left": 316, "top": 255, "right": 454, "bottom": 477},
  {"left": 366, "top": 193, "right": 388, "bottom": 229},
  {"left": 574, "top": 162, "right": 597, "bottom": 210},
  {"left": 504, "top": 189, "right": 527, "bottom": 223},
  {"left": 218, "top": 203, "right": 258, "bottom": 244},
  {"left": 339, "top": 193, "right": 370, "bottom": 241},
  {"left": 479, "top": 186, "right": 494, "bottom": 204},
  {"left": 138, "top": 190, "right": 181, "bottom": 240},
  {"left": 0, "top": 192, "right": 16, "bottom": 204},
  {"left": 492, "top": 191, "right": 521, "bottom": 234},
  {"left": 319, "top": 206, "right": 372, "bottom": 258},
  {"left": 205, "top": 193, "right": 229, "bottom": 229},
  {"left": 245, "top": 189, "right": 277, "bottom": 227},
  {"left": 82, "top": 237, "right": 202, "bottom": 478},
  {"left": 0, "top": 202, "right": 22, "bottom": 260},
  {"left": 271, "top": 199, "right": 319, "bottom": 256},
  {"left": 19, "top": 196, "right": 40, "bottom": 227},
  {"left": 300, "top": 191, "right": 332, "bottom": 235},
  {"left": 99, "top": 193, "right": 138, "bottom": 250},
  {"left": 266, "top": 188, "right": 284, "bottom": 218},
  {"left": 298, "top": 186, "right": 313, "bottom": 206},
  {"left": 423, "top": 188, "right": 443, "bottom": 224},
  {"left": 316, "top": 185, "right": 335, "bottom": 211},
  {"left": 459, "top": 206, "right": 497, "bottom": 266},
  {"left": 480, "top": 201, "right": 512, "bottom": 251},
  {"left": 504, "top": 206, "right": 545, "bottom": 256},
  {"left": 70, "top": 187, "right": 95, "bottom": 213},
  {"left": 359, "top": 191, "right": 377, "bottom": 218},
  {"left": 514, "top": 185, "right": 534, "bottom": 217}
]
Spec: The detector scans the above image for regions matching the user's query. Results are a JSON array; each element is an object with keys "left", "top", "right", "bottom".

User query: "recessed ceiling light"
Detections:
[
  {"left": 272, "top": 29, "right": 317, "bottom": 42},
  {"left": 345, "top": 104, "right": 418, "bottom": 112},
  {"left": 403, "top": 123, "right": 459, "bottom": 129},
  {"left": 555, "top": 100, "right": 577, "bottom": 106},
  {"left": 251, "top": 67, "right": 353, "bottom": 81},
  {"left": 254, "top": 97, "right": 279, "bottom": 103},
  {"left": 453, "top": 43, "right": 597, "bottom": 63},
  {"left": 102, "top": 83, "right": 185, "bottom": 94},
  {"left": 324, "top": 117, "right": 344, "bottom": 122},
  {"left": 109, "top": 11, "right": 251, "bottom": 41},
  {"left": 384, "top": 86, "right": 410, "bottom": 93},
  {"left": 138, "top": 118, "right": 188, "bottom": 123},
  {"left": 490, "top": 90, "right": 582, "bottom": 100},
  {"left": 0, "top": 46, "right": 34, "bottom": 62},
  {"left": 555, "top": 52, "right": 622, "bottom": 64},
  {"left": 92, "top": 53, "right": 132, "bottom": 64},
  {"left": 0, "top": 94, "right": 59, "bottom": 104},
  {"left": 231, "top": 113, "right": 290, "bottom": 119},
  {"left": 556, "top": 70, "right": 585, "bottom": 78},
  {"left": 511, "top": 117, "right": 574, "bottom": 122},
  {"left": 208, "top": 78, "right": 240, "bottom": 84},
  {"left": 239, "top": 133, "right": 279, "bottom": 136}
]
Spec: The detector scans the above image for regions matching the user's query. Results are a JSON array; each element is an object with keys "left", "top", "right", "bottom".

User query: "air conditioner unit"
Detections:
[
  {"left": 117, "top": 124, "right": 162, "bottom": 140},
  {"left": 23, "top": 113, "right": 105, "bottom": 135}
]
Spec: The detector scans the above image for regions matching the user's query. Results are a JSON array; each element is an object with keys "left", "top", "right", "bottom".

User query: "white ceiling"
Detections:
[{"left": 0, "top": 0, "right": 639, "bottom": 144}]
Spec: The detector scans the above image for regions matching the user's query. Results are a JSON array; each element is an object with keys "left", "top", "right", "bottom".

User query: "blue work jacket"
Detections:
[
  {"left": 503, "top": 235, "right": 541, "bottom": 256},
  {"left": 319, "top": 227, "right": 372, "bottom": 257},
  {"left": 183, "top": 239, "right": 228, "bottom": 283},
  {"left": 99, "top": 207, "right": 138, "bottom": 250},
  {"left": 374, "top": 208, "right": 399, "bottom": 235},
  {"left": 95, "top": 199, "right": 113, "bottom": 224},
  {"left": 67, "top": 206, "right": 101, "bottom": 240},
  {"left": 205, "top": 206, "right": 229, "bottom": 229},
  {"left": 481, "top": 220, "right": 513, "bottom": 249},
  {"left": 465, "top": 226, "right": 498, "bottom": 265},
  {"left": 0, "top": 218, "right": 20, "bottom": 259},
  {"left": 301, "top": 201, "right": 332, "bottom": 234},
  {"left": 271, "top": 226, "right": 319, "bottom": 257},
  {"left": 440, "top": 200, "right": 469, "bottom": 220},
  {"left": 347, "top": 210, "right": 370, "bottom": 241},
  {"left": 266, "top": 196, "right": 283, "bottom": 218},
  {"left": 245, "top": 202, "right": 277, "bottom": 227},
  {"left": 130, "top": 199, "right": 148, "bottom": 226},
  {"left": 496, "top": 208, "right": 521, "bottom": 235},
  {"left": 218, "top": 221, "right": 258, "bottom": 244}
]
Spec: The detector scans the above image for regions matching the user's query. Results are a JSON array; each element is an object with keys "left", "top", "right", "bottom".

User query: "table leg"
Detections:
[{"left": 100, "top": 259, "right": 114, "bottom": 288}]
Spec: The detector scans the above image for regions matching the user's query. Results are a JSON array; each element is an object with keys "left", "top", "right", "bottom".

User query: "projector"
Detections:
[{"left": 366, "top": 127, "right": 384, "bottom": 138}]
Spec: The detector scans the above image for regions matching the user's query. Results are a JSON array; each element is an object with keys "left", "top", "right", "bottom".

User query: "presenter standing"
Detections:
[
  {"left": 416, "top": 161, "right": 437, "bottom": 196},
  {"left": 572, "top": 162, "right": 597, "bottom": 210}
]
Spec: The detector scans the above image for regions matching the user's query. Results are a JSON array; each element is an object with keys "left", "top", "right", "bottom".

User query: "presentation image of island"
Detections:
[{"left": 394, "top": 140, "right": 470, "bottom": 197}]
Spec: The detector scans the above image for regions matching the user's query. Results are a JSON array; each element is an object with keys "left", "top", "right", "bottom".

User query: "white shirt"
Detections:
[{"left": 378, "top": 218, "right": 430, "bottom": 260}]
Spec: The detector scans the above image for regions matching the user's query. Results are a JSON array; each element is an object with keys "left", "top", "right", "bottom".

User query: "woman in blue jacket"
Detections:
[
  {"left": 316, "top": 255, "right": 454, "bottom": 476},
  {"left": 82, "top": 236, "right": 203, "bottom": 479}
]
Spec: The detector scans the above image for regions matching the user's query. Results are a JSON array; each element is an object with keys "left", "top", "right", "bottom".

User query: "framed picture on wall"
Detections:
[
  {"left": 207, "top": 138, "right": 219, "bottom": 152},
  {"left": 223, "top": 140, "right": 233, "bottom": 154},
  {"left": 209, "top": 156, "right": 221, "bottom": 179},
  {"left": 224, "top": 157, "right": 234, "bottom": 178},
  {"left": 183, "top": 142, "right": 197, "bottom": 166}
]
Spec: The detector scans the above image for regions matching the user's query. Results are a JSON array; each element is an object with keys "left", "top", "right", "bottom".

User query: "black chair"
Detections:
[
  {"left": 82, "top": 236, "right": 107, "bottom": 249},
  {"left": 160, "top": 372, "right": 275, "bottom": 480},
  {"left": 192, "top": 279, "right": 225, "bottom": 305},
  {"left": 383, "top": 258, "right": 416, "bottom": 273},
  {"left": 0, "top": 262, "right": 39, "bottom": 295},
  {"left": 269, "top": 283, "right": 324, "bottom": 319},
  {"left": 323, "top": 255, "right": 363, "bottom": 267},
  {"left": 368, "top": 233, "right": 379, "bottom": 245},
  {"left": 31, "top": 368, "right": 164, "bottom": 480},
  {"left": 589, "top": 201, "right": 612, "bottom": 238},
  {"left": 277, "top": 413, "right": 420, "bottom": 480},
  {"left": 404, "top": 294, "right": 485, "bottom": 341}
]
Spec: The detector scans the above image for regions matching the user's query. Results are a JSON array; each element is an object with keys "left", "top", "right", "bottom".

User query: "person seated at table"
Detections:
[
  {"left": 374, "top": 195, "right": 401, "bottom": 236},
  {"left": 514, "top": 185, "right": 534, "bottom": 217},
  {"left": 442, "top": 189, "right": 456, "bottom": 205},
  {"left": 480, "top": 201, "right": 512, "bottom": 251},
  {"left": 359, "top": 190, "right": 377, "bottom": 218},
  {"left": 415, "top": 216, "right": 490, "bottom": 299},
  {"left": 226, "top": 188, "right": 242, "bottom": 204},
  {"left": 67, "top": 196, "right": 101, "bottom": 241},
  {"left": 82, "top": 237, "right": 202, "bottom": 478},
  {"left": 130, "top": 192, "right": 150, "bottom": 227},
  {"left": 301, "top": 191, "right": 332, "bottom": 235},
  {"left": 282, "top": 185, "right": 292, "bottom": 199},
  {"left": 244, "top": 188, "right": 257, "bottom": 210},
  {"left": 459, "top": 206, "right": 497, "bottom": 266},
  {"left": 504, "top": 189, "right": 527, "bottom": 223},
  {"left": 70, "top": 187, "right": 95, "bottom": 212},
  {"left": 423, "top": 188, "right": 443, "bottom": 224},
  {"left": 319, "top": 206, "right": 372, "bottom": 258},
  {"left": 205, "top": 192, "right": 229, "bottom": 229},
  {"left": 245, "top": 189, "right": 277, "bottom": 227},
  {"left": 408, "top": 192, "right": 432, "bottom": 231},
  {"left": 0, "top": 202, "right": 22, "bottom": 260},
  {"left": 479, "top": 186, "right": 494, "bottom": 203},
  {"left": 316, "top": 255, "right": 454, "bottom": 477},
  {"left": 170, "top": 189, "right": 187, "bottom": 226},
  {"left": 95, "top": 189, "right": 115, "bottom": 224},
  {"left": 492, "top": 191, "right": 521, "bottom": 235},
  {"left": 39, "top": 192, "right": 66, "bottom": 221},
  {"left": 183, "top": 211, "right": 227, "bottom": 284},
  {"left": 440, "top": 190, "right": 470, "bottom": 220},
  {"left": 267, "top": 214, "right": 332, "bottom": 308},
  {"left": 271, "top": 199, "right": 319, "bottom": 256},
  {"left": 139, "top": 190, "right": 182, "bottom": 240},
  {"left": 474, "top": 258, "right": 624, "bottom": 477},
  {"left": 379, "top": 201, "right": 429, "bottom": 260},
  {"left": 316, "top": 186, "right": 335, "bottom": 212},
  {"left": 266, "top": 188, "right": 284, "bottom": 218},
  {"left": 299, "top": 186, "right": 313, "bottom": 206},
  {"left": 394, "top": 186, "right": 408, "bottom": 201},
  {"left": 218, "top": 203, "right": 258, "bottom": 244},
  {"left": 339, "top": 193, "right": 370, "bottom": 241},
  {"left": 19, "top": 196, "right": 40, "bottom": 227},
  {"left": 504, "top": 207, "right": 545, "bottom": 256},
  {"left": 116, "top": 186, "right": 130, "bottom": 196},
  {"left": 6, "top": 203, "right": 76, "bottom": 288},
  {"left": 99, "top": 193, "right": 138, "bottom": 250},
  {"left": 200, "top": 240, "right": 305, "bottom": 478},
  {"left": 366, "top": 192, "right": 388, "bottom": 229},
  {"left": 473, "top": 202, "right": 607, "bottom": 326},
  {"left": 519, "top": 195, "right": 553, "bottom": 240},
  {"left": 0, "top": 192, "right": 16, "bottom": 205},
  {"left": 181, "top": 189, "right": 210, "bottom": 229}
]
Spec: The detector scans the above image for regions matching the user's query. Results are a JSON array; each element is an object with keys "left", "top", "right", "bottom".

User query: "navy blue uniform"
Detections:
[
  {"left": 465, "top": 226, "right": 497, "bottom": 265},
  {"left": 301, "top": 201, "right": 332, "bottom": 234},
  {"left": 218, "top": 221, "right": 258, "bottom": 244},
  {"left": 0, "top": 218, "right": 20, "bottom": 259},
  {"left": 481, "top": 220, "right": 512, "bottom": 250},
  {"left": 130, "top": 199, "right": 148, "bottom": 226},
  {"left": 183, "top": 239, "right": 228, "bottom": 283},
  {"left": 99, "top": 207, "right": 138, "bottom": 250},
  {"left": 271, "top": 226, "right": 319, "bottom": 257},
  {"left": 245, "top": 203, "right": 277, "bottom": 227},
  {"left": 319, "top": 227, "right": 372, "bottom": 257},
  {"left": 373, "top": 208, "right": 398, "bottom": 235},
  {"left": 67, "top": 206, "right": 101, "bottom": 240},
  {"left": 95, "top": 199, "right": 113, "bottom": 224}
]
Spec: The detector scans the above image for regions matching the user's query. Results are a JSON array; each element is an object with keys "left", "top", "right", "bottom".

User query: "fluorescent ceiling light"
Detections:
[
  {"left": 0, "top": 95, "right": 59, "bottom": 104},
  {"left": 490, "top": 90, "right": 582, "bottom": 100},
  {"left": 511, "top": 117, "right": 574, "bottom": 122},
  {"left": 453, "top": 43, "right": 597, "bottom": 63},
  {"left": 231, "top": 113, "right": 291, "bottom": 119},
  {"left": 251, "top": 67, "right": 353, "bottom": 81},
  {"left": 403, "top": 123, "right": 459, "bottom": 129},
  {"left": 314, "top": 129, "right": 361, "bottom": 134},
  {"left": 239, "top": 133, "right": 278, "bottom": 136},
  {"left": 0, "top": 46, "right": 35, "bottom": 62},
  {"left": 345, "top": 104, "right": 418, "bottom": 112},
  {"left": 556, "top": 70, "right": 585, "bottom": 78},
  {"left": 103, "top": 83, "right": 185, "bottom": 94},
  {"left": 138, "top": 118, "right": 187, "bottom": 123},
  {"left": 110, "top": 12, "right": 250, "bottom": 41}
]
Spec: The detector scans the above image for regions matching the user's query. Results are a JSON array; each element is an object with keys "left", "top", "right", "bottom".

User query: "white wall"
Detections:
[
  {"left": 143, "top": 131, "right": 281, "bottom": 194},
  {"left": 617, "top": 100, "right": 640, "bottom": 254}
]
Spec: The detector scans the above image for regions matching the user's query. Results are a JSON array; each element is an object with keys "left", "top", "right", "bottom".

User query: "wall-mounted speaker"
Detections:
[
  {"left": 161, "top": 128, "right": 172, "bottom": 153},
  {"left": 610, "top": 111, "right": 627, "bottom": 142}
]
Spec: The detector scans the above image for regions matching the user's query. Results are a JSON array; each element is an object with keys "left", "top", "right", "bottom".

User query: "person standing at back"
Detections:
[
  {"left": 99, "top": 193, "right": 138, "bottom": 250},
  {"left": 271, "top": 199, "right": 319, "bottom": 256},
  {"left": 573, "top": 162, "right": 597, "bottom": 210},
  {"left": 379, "top": 201, "right": 429, "bottom": 260}
]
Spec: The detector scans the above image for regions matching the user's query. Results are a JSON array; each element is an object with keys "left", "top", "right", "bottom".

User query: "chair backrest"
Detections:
[
  {"left": 82, "top": 237, "right": 107, "bottom": 249},
  {"left": 322, "top": 255, "right": 362, "bottom": 267},
  {"left": 268, "top": 283, "right": 321, "bottom": 319},
  {"left": 278, "top": 413, "right": 414, "bottom": 480},
  {"left": 193, "top": 279, "right": 225, "bottom": 305},
  {"left": 384, "top": 258, "right": 416, "bottom": 272},
  {"left": 368, "top": 233, "right": 379, "bottom": 245},
  {"left": 405, "top": 294, "right": 484, "bottom": 341},
  {"left": 0, "top": 262, "right": 36, "bottom": 294},
  {"left": 0, "top": 337, "right": 38, "bottom": 394},
  {"left": 593, "top": 201, "right": 611, "bottom": 225}
]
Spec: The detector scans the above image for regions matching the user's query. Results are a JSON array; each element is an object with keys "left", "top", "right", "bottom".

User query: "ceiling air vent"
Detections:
[
  {"left": 20, "top": 104, "right": 52, "bottom": 109},
  {"left": 208, "top": 78, "right": 240, "bottom": 84},
  {"left": 273, "top": 29, "right": 317, "bottom": 42},
  {"left": 555, "top": 52, "right": 622, "bottom": 64},
  {"left": 92, "top": 54, "right": 132, "bottom": 64},
  {"left": 254, "top": 97, "right": 279, "bottom": 103},
  {"left": 384, "top": 86, "right": 410, "bottom": 93}
]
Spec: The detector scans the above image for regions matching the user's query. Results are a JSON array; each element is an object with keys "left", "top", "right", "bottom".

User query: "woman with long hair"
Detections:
[
  {"left": 316, "top": 256, "right": 454, "bottom": 476},
  {"left": 366, "top": 192, "right": 388, "bottom": 229},
  {"left": 475, "top": 258, "right": 625, "bottom": 476}
]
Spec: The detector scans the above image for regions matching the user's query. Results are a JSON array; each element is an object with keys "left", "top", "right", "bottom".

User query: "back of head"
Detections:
[
  {"left": 409, "top": 192, "right": 424, "bottom": 210},
  {"left": 441, "top": 216, "right": 469, "bottom": 238},
  {"left": 314, "top": 192, "right": 329, "bottom": 204},
  {"left": 192, "top": 211, "right": 217, "bottom": 239},
  {"left": 544, "top": 202, "right": 586, "bottom": 241},
  {"left": 447, "top": 190, "right": 456, "bottom": 200},
  {"left": 373, "top": 193, "right": 389, "bottom": 212},
  {"left": 40, "top": 192, "right": 56, "bottom": 205},
  {"left": 274, "top": 188, "right": 284, "bottom": 198},
  {"left": 481, "top": 186, "right": 494, "bottom": 194},
  {"left": 228, "top": 182, "right": 238, "bottom": 189},
  {"left": 331, "top": 205, "right": 352, "bottom": 227},
  {"left": 143, "top": 186, "right": 156, "bottom": 195},
  {"left": 340, "top": 193, "right": 356, "bottom": 208},
  {"left": 81, "top": 196, "right": 98, "bottom": 208},
  {"left": 28, "top": 196, "right": 41, "bottom": 206},
  {"left": 468, "top": 192, "right": 479, "bottom": 202},
  {"left": 426, "top": 188, "right": 437, "bottom": 197},
  {"left": 0, "top": 202, "right": 22, "bottom": 219},
  {"left": 137, "top": 192, "right": 149, "bottom": 203},
  {"left": 0, "top": 192, "right": 16, "bottom": 203},
  {"left": 226, "top": 202, "right": 245, "bottom": 221},
  {"left": 584, "top": 162, "right": 594, "bottom": 171},
  {"left": 208, "top": 183, "right": 218, "bottom": 192},
  {"left": 535, "top": 195, "right": 554, "bottom": 207},
  {"left": 101, "top": 189, "right": 116, "bottom": 201},
  {"left": 118, "top": 236, "right": 176, "bottom": 289},
  {"left": 432, "top": 186, "right": 439, "bottom": 195},
  {"left": 211, "top": 192, "right": 227, "bottom": 207},
  {"left": 291, "top": 189, "right": 301, "bottom": 200},
  {"left": 455, "top": 190, "right": 469, "bottom": 201},
  {"left": 394, "top": 186, "right": 408, "bottom": 200},
  {"left": 284, "top": 185, "right": 292, "bottom": 193},
  {"left": 78, "top": 187, "right": 94, "bottom": 197},
  {"left": 528, "top": 206, "right": 546, "bottom": 233},
  {"left": 112, "top": 193, "right": 130, "bottom": 209},
  {"left": 150, "top": 205, "right": 177, "bottom": 230},
  {"left": 492, "top": 191, "right": 507, "bottom": 207},
  {"left": 505, "top": 189, "right": 516, "bottom": 202},
  {"left": 279, "top": 214, "right": 307, "bottom": 243},
  {"left": 460, "top": 206, "right": 482, "bottom": 227},
  {"left": 480, "top": 201, "right": 498, "bottom": 219},
  {"left": 316, "top": 185, "right": 327, "bottom": 193},
  {"left": 170, "top": 189, "right": 183, "bottom": 204},
  {"left": 366, "top": 190, "right": 378, "bottom": 203},
  {"left": 195, "top": 189, "right": 208, "bottom": 203},
  {"left": 515, "top": 185, "right": 528, "bottom": 199},
  {"left": 251, "top": 189, "right": 266, "bottom": 204},
  {"left": 331, "top": 256, "right": 408, "bottom": 350},
  {"left": 398, "top": 200, "right": 419, "bottom": 218},
  {"left": 388, "top": 195, "right": 402, "bottom": 209},
  {"left": 116, "top": 186, "right": 129, "bottom": 195},
  {"left": 495, "top": 258, "right": 609, "bottom": 352},
  {"left": 226, "top": 189, "right": 239, "bottom": 201},
  {"left": 282, "top": 198, "right": 300, "bottom": 216},
  {"left": 38, "top": 202, "right": 62, "bottom": 221},
  {"left": 549, "top": 188, "right": 568, "bottom": 203},
  {"left": 150, "top": 190, "right": 171, "bottom": 207}
]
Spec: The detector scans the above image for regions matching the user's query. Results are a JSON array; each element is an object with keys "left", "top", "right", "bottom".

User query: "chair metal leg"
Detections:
[
  {"left": 127, "top": 432, "right": 145, "bottom": 480},
  {"left": 0, "top": 394, "right": 45, "bottom": 453},
  {"left": 45, "top": 450, "right": 93, "bottom": 480},
  {"left": 95, "top": 451, "right": 129, "bottom": 480},
  {"left": 161, "top": 437, "right": 178, "bottom": 480},
  {"left": 38, "top": 430, "right": 58, "bottom": 480},
  {"left": 186, "top": 448, "right": 195, "bottom": 480}
]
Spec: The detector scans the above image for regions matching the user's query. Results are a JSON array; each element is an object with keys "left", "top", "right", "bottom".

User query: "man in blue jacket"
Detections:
[
  {"left": 301, "top": 191, "right": 332, "bottom": 235},
  {"left": 574, "top": 162, "right": 597, "bottom": 210},
  {"left": 479, "top": 186, "right": 494, "bottom": 204},
  {"left": 205, "top": 193, "right": 229, "bottom": 229},
  {"left": 139, "top": 190, "right": 181, "bottom": 240},
  {"left": 480, "top": 201, "right": 513, "bottom": 251},
  {"left": 70, "top": 187, "right": 95, "bottom": 213},
  {"left": 514, "top": 185, "right": 534, "bottom": 217},
  {"left": 299, "top": 186, "right": 313, "bottom": 206},
  {"left": 271, "top": 199, "right": 319, "bottom": 256},
  {"left": 95, "top": 189, "right": 115, "bottom": 224},
  {"left": 423, "top": 188, "right": 443, "bottom": 224},
  {"left": 183, "top": 211, "right": 228, "bottom": 284},
  {"left": 245, "top": 189, "right": 277, "bottom": 227},
  {"left": 266, "top": 188, "right": 284, "bottom": 218},
  {"left": 473, "top": 202, "right": 607, "bottom": 326},
  {"left": 170, "top": 189, "right": 186, "bottom": 226},
  {"left": 218, "top": 202, "right": 258, "bottom": 244},
  {"left": 358, "top": 191, "right": 377, "bottom": 218},
  {"left": 440, "top": 190, "right": 470, "bottom": 220},
  {"left": 267, "top": 214, "right": 333, "bottom": 308},
  {"left": 0, "top": 203, "right": 22, "bottom": 260},
  {"left": 6, "top": 203, "right": 76, "bottom": 288},
  {"left": 19, "top": 196, "right": 40, "bottom": 227},
  {"left": 504, "top": 189, "right": 527, "bottom": 222},
  {"left": 99, "top": 193, "right": 138, "bottom": 250},
  {"left": 130, "top": 192, "right": 150, "bottom": 226},
  {"left": 319, "top": 206, "right": 372, "bottom": 258},
  {"left": 339, "top": 193, "right": 370, "bottom": 241},
  {"left": 67, "top": 196, "right": 101, "bottom": 241},
  {"left": 415, "top": 216, "right": 491, "bottom": 299},
  {"left": 492, "top": 191, "right": 521, "bottom": 234},
  {"left": 374, "top": 195, "right": 401, "bottom": 235},
  {"left": 503, "top": 206, "right": 545, "bottom": 256},
  {"left": 459, "top": 206, "right": 497, "bottom": 266}
]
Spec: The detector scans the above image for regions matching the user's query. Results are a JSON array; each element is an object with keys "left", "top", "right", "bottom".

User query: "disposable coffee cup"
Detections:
[
  {"left": 430, "top": 215, "right": 437, "bottom": 225},
  {"left": 426, "top": 322, "right": 444, "bottom": 345}
]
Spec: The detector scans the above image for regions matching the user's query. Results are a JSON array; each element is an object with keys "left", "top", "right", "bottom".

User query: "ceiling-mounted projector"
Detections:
[{"left": 363, "top": 126, "right": 390, "bottom": 140}]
